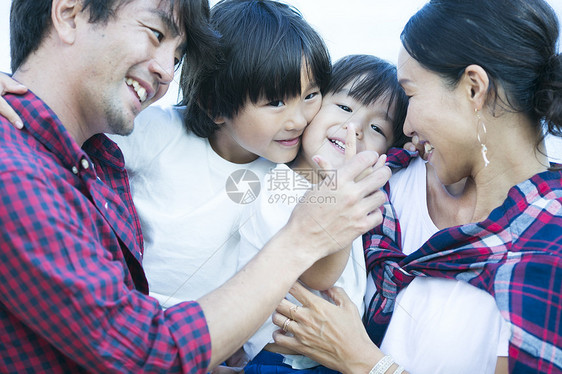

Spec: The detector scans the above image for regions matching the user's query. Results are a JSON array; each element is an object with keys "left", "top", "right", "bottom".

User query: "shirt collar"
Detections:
[{"left": 7, "top": 90, "right": 125, "bottom": 172}]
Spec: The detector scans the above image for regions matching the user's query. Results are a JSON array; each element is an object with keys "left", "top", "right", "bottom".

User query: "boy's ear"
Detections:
[
  {"left": 212, "top": 115, "right": 226, "bottom": 125},
  {"left": 462, "top": 64, "right": 489, "bottom": 110},
  {"left": 51, "top": 0, "right": 83, "bottom": 45}
]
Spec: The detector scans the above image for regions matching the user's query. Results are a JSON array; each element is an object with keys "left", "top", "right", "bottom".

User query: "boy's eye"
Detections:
[
  {"left": 337, "top": 104, "right": 352, "bottom": 113},
  {"left": 268, "top": 100, "right": 285, "bottom": 107},
  {"left": 371, "top": 124, "right": 386, "bottom": 137},
  {"left": 305, "top": 92, "right": 319, "bottom": 100}
]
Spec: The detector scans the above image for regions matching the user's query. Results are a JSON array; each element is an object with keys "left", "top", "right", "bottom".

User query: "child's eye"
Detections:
[
  {"left": 371, "top": 124, "right": 386, "bottom": 137},
  {"left": 337, "top": 104, "right": 352, "bottom": 113},
  {"left": 305, "top": 92, "right": 319, "bottom": 100},
  {"left": 268, "top": 100, "right": 285, "bottom": 107}
]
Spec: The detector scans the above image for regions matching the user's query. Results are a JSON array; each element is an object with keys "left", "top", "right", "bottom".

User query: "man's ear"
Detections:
[
  {"left": 51, "top": 0, "right": 82, "bottom": 44},
  {"left": 462, "top": 64, "right": 490, "bottom": 110}
]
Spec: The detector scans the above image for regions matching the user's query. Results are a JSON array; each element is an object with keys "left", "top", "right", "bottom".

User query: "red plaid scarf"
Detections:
[{"left": 365, "top": 148, "right": 562, "bottom": 373}]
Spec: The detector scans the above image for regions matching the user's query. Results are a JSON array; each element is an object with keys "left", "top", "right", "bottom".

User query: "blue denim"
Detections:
[{"left": 244, "top": 351, "right": 340, "bottom": 374}]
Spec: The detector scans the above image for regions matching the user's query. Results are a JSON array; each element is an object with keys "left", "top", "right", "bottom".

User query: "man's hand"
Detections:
[{"left": 286, "top": 147, "right": 390, "bottom": 263}]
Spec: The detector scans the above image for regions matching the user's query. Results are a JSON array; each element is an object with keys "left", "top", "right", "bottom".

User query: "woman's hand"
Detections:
[
  {"left": 272, "top": 282, "right": 384, "bottom": 374},
  {"left": 0, "top": 73, "right": 27, "bottom": 129}
]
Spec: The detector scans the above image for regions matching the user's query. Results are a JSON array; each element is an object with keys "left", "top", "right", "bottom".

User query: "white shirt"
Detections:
[
  {"left": 110, "top": 105, "right": 275, "bottom": 307},
  {"left": 368, "top": 157, "right": 510, "bottom": 374}
]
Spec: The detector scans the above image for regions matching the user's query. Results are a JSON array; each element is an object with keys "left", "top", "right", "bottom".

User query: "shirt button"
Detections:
[
  {"left": 81, "top": 159, "right": 90, "bottom": 169},
  {"left": 104, "top": 202, "right": 108, "bottom": 210},
  {"left": 72, "top": 166, "right": 79, "bottom": 175}
]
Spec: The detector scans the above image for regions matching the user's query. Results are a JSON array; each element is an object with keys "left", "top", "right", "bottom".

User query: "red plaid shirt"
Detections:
[
  {"left": 0, "top": 91, "right": 211, "bottom": 373},
  {"left": 365, "top": 148, "right": 562, "bottom": 373}
]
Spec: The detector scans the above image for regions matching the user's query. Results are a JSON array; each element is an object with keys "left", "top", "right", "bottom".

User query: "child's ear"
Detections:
[{"left": 212, "top": 115, "right": 226, "bottom": 125}]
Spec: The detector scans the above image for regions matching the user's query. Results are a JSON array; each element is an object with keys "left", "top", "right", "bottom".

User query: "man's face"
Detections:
[{"left": 73, "top": 0, "right": 185, "bottom": 136}]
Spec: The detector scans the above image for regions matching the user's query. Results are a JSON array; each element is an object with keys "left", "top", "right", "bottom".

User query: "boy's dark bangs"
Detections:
[
  {"left": 246, "top": 24, "right": 331, "bottom": 103},
  {"left": 247, "top": 34, "right": 304, "bottom": 103},
  {"left": 345, "top": 76, "right": 393, "bottom": 108}
]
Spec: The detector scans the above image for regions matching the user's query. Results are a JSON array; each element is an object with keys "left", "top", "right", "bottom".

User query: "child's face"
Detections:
[
  {"left": 299, "top": 83, "right": 395, "bottom": 169},
  {"left": 216, "top": 68, "right": 322, "bottom": 164}
]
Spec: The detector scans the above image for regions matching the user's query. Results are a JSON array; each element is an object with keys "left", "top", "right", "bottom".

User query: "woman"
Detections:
[{"left": 271, "top": 0, "right": 562, "bottom": 373}]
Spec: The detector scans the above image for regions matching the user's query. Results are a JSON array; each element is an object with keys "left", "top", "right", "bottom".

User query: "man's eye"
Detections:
[
  {"left": 338, "top": 104, "right": 352, "bottom": 113},
  {"left": 305, "top": 92, "right": 319, "bottom": 100},
  {"left": 268, "top": 100, "right": 284, "bottom": 107}
]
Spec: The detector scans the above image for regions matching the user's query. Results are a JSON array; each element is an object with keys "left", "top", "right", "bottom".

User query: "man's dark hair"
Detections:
[{"left": 10, "top": 0, "right": 218, "bottom": 104}]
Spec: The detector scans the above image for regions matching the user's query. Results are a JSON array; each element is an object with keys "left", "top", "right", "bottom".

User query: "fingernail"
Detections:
[
  {"left": 312, "top": 156, "right": 320, "bottom": 165},
  {"left": 14, "top": 120, "right": 24, "bottom": 129}
]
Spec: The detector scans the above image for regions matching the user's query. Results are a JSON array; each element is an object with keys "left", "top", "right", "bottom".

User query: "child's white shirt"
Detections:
[{"left": 110, "top": 105, "right": 275, "bottom": 307}]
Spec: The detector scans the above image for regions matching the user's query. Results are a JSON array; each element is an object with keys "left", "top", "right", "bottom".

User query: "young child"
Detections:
[
  {"left": 237, "top": 54, "right": 409, "bottom": 373},
  {"left": 110, "top": 0, "right": 331, "bottom": 309}
]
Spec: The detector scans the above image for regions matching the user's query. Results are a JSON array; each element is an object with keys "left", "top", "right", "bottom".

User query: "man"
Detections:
[{"left": 0, "top": 0, "right": 390, "bottom": 372}]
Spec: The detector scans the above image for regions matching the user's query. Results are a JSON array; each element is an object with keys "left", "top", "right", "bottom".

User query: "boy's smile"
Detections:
[
  {"left": 295, "top": 83, "right": 394, "bottom": 173},
  {"left": 210, "top": 66, "right": 322, "bottom": 164}
]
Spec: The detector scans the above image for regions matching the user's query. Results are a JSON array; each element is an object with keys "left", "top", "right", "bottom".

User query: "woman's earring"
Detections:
[{"left": 475, "top": 109, "right": 490, "bottom": 167}]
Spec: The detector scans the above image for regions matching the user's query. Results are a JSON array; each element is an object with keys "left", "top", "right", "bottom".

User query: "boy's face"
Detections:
[
  {"left": 299, "top": 83, "right": 395, "bottom": 169},
  {"left": 215, "top": 67, "right": 322, "bottom": 164}
]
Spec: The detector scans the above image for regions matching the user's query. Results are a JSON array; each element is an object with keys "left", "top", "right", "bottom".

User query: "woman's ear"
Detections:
[
  {"left": 462, "top": 64, "right": 490, "bottom": 110},
  {"left": 51, "top": 0, "right": 82, "bottom": 44}
]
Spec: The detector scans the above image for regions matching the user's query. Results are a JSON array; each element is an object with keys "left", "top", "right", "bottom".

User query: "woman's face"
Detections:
[{"left": 397, "top": 46, "right": 479, "bottom": 185}]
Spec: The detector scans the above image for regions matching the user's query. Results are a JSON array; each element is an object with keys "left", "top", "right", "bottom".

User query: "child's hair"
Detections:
[
  {"left": 182, "top": 0, "right": 332, "bottom": 138},
  {"left": 326, "top": 54, "right": 409, "bottom": 148}
]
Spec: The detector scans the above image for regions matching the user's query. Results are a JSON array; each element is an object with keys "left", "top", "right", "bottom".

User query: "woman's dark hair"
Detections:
[
  {"left": 401, "top": 0, "right": 562, "bottom": 140},
  {"left": 182, "top": 0, "right": 331, "bottom": 138},
  {"left": 327, "top": 54, "right": 409, "bottom": 148},
  {"left": 10, "top": 0, "right": 218, "bottom": 103}
]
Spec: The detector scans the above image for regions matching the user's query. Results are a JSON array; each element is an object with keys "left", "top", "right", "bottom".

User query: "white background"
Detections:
[{"left": 1, "top": 0, "right": 561, "bottom": 158}]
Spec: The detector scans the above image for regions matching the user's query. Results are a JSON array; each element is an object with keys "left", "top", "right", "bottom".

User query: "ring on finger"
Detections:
[{"left": 282, "top": 318, "right": 293, "bottom": 332}]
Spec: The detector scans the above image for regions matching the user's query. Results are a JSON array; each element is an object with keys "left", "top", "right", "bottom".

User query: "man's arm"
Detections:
[
  {"left": 0, "top": 166, "right": 212, "bottom": 372},
  {"left": 200, "top": 151, "right": 390, "bottom": 368},
  {"left": 298, "top": 125, "right": 383, "bottom": 291}
]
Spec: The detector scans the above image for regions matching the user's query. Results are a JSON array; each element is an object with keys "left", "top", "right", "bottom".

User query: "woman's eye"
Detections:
[
  {"left": 338, "top": 104, "right": 352, "bottom": 113},
  {"left": 268, "top": 100, "right": 285, "bottom": 107},
  {"left": 152, "top": 29, "right": 164, "bottom": 42}
]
